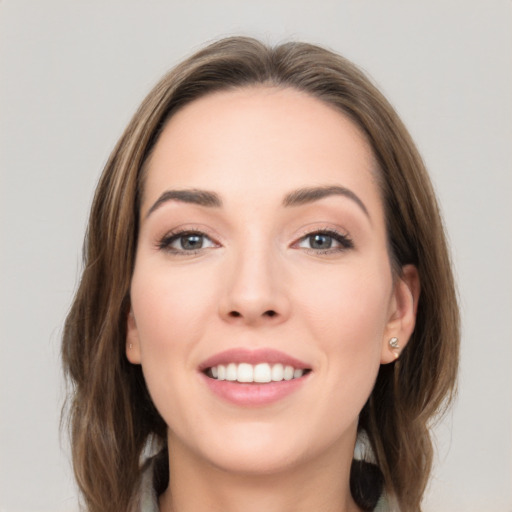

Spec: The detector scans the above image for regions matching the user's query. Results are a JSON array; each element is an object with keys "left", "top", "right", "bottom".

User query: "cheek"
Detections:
[
  {"left": 130, "top": 262, "right": 217, "bottom": 356},
  {"left": 299, "top": 262, "right": 391, "bottom": 340},
  {"left": 129, "top": 263, "right": 219, "bottom": 428},
  {"left": 296, "top": 262, "right": 392, "bottom": 393}
]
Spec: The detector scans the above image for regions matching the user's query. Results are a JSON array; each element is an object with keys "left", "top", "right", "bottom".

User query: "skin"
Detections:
[{"left": 126, "top": 86, "right": 419, "bottom": 512}]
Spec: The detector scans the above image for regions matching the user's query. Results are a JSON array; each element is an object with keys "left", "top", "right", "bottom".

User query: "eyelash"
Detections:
[
  {"left": 157, "top": 229, "right": 218, "bottom": 255},
  {"left": 294, "top": 228, "right": 354, "bottom": 255},
  {"left": 156, "top": 228, "right": 354, "bottom": 256}
]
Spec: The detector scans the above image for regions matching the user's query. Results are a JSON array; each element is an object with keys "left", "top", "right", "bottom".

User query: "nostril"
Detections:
[{"left": 227, "top": 310, "right": 277, "bottom": 318}]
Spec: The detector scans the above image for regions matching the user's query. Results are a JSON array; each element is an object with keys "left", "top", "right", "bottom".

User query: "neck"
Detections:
[{"left": 159, "top": 434, "right": 361, "bottom": 512}]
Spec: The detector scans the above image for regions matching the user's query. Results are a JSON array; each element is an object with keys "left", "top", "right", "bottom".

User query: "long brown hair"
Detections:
[{"left": 62, "top": 37, "right": 459, "bottom": 512}]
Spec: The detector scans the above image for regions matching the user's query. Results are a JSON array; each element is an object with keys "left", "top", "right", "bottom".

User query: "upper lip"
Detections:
[{"left": 199, "top": 348, "right": 311, "bottom": 371}]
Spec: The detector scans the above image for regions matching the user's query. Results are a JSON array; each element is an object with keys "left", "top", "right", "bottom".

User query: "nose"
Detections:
[{"left": 218, "top": 245, "right": 291, "bottom": 326}]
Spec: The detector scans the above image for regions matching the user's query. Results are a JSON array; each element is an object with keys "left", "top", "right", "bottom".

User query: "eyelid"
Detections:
[
  {"left": 291, "top": 226, "right": 354, "bottom": 253},
  {"left": 156, "top": 225, "right": 222, "bottom": 255}
]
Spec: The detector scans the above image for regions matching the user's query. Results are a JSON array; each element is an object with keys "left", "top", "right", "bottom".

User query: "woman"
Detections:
[{"left": 62, "top": 37, "right": 459, "bottom": 512}]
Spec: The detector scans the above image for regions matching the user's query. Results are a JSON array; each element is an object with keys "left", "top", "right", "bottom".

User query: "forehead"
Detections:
[{"left": 142, "top": 86, "right": 381, "bottom": 216}]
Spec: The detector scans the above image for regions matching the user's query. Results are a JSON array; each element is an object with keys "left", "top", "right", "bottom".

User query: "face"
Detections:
[{"left": 127, "top": 87, "right": 417, "bottom": 476}]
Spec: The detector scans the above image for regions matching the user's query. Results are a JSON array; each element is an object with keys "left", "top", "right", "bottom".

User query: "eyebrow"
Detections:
[
  {"left": 146, "top": 189, "right": 222, "bottom": 218},
  {"left": 283, "top": 185, "right": 370, "bottom": 219},
  {"left": 145, "top": 184, "right": 370, "bottom": 220}
]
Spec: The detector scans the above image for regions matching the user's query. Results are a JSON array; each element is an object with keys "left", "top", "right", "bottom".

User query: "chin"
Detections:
[
  {"left": 173, "top": 419, "right": 350, "bottom": 478},
  {"left": 205, "top": 444, "right": 305, "bottom": 477},
  {"left": 167, "top": 420, "right": 307, "bottom": 475}
]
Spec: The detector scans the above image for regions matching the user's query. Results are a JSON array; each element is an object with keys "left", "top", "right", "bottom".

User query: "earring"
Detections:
[
  {"left": 129, "top": 343, "right": 133, "bottom": 349},
  {"left": 389, "top": 337, "right": 400, "bottom": 359},
  {"left": 389, "top": 337, "right": 400, "bottom": 349}
]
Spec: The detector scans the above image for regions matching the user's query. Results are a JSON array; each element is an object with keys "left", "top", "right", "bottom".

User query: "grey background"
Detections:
[{"left": 1, "top": 1, "right": 511, "bottom": 511}]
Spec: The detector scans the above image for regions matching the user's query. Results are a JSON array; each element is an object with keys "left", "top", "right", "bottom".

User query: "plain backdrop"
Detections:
[{"left": 1, "top": 1, "right": 511, "bottom": 511}]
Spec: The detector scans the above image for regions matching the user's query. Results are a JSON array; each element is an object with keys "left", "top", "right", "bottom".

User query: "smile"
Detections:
[
  {"left": 199, "top": 348, "right": 312, "bottom": 406},
  {"left": 206, "top": 363, "right": 308, "bottom": 383}
]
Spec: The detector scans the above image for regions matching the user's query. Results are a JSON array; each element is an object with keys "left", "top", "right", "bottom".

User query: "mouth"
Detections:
[
  {"left": 204, "top": 362, "right": 311, "bottom": 383},
  {"left": 199, "top": 348, "right": 312, "bottom": 405}
]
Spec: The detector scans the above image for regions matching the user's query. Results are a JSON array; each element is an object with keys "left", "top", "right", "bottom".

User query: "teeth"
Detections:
[
  {"left": 208, "top": 363, "right": 307, "bottom": 383},
  {"left": 226, "top": 363, "right": 237, "bottom": 381},
  {"left": 271, "top": 363, "right": 284, "bottom": 381},
  {"left": 237, "top": 363, "right": 253, "bottom": 383},
  {"left": 254, "top": 363, "right": 272, "bottom": 383}
]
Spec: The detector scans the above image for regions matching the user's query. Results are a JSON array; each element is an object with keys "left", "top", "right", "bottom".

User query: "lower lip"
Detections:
[{"left": 200, "top": 373, "right": 309, "bottom": 407}]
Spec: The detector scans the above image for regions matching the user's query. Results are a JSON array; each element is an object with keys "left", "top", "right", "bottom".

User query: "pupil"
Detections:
[
  {"left": 181, "top": 234, "right": 202, "bottom": 250},
  {"left": 310, "top": 234, "right": 332, "bottom": 249}
]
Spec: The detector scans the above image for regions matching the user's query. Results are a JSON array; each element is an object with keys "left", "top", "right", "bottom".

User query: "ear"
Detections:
[
  {"left": 381, "top": 264, "right": 420, "bottom": 364},
  {"left": 126, "top": 307, "right": 142, "bottom": 365}
]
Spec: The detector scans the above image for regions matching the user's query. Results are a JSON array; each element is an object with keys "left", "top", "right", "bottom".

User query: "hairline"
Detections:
[{"left": 137, "top": 82, "right": 386, "bottom": 218}]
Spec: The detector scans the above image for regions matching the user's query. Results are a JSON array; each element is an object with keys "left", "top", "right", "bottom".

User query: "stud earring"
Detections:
[
  {"left": 129, "top": 343, "right": 133, "bottom": 349},
  {"left": 389, "top": 337, "right": 400, "bottom": 359},
  {"left": 389, "top": 337, "right": 400, "bottom": 349}
]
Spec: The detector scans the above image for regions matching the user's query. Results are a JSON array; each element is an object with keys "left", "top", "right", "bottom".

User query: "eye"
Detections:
[
  {"left": 158, "top": 230, "right": 217, "bottom": 254},
  {"left": 295, "top": 230, "right": 353, "bottom": 254}
]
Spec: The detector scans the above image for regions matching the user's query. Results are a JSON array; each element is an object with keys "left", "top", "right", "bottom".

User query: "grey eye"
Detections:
[
  {"left": 296, "top": 230, "right": 353, "bottom": 252},
  {"left": 160, "top": 231, "right": 216, "bottom": 253},
  {"left": 178, "top": 234, "right": 205, "bottom": 250},
  {"left": 307, "top": 234, "right": 333, "bottom": 250}
]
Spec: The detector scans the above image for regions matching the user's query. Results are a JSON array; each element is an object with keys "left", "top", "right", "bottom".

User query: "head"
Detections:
[{"left": 62, "top": 37, "right": 459, "bottom": 512}]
